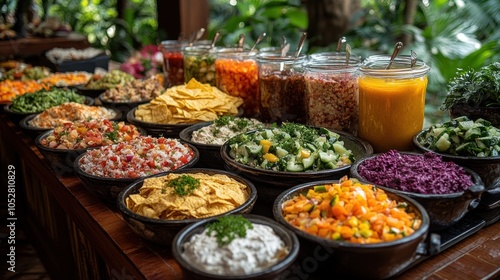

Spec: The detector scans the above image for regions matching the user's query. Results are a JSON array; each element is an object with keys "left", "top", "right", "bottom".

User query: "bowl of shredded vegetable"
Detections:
[
  {"left": 413, "top": 116, "right": 500, "bottom": 191},
  {"left": 350, "top": 150, "right": 485, "bottom": 229},
  {"left": 273, "top": 177, "right": 434, "bottom": 279}
]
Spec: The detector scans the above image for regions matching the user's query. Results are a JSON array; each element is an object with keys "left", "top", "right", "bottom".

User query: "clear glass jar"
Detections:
[
  {"left": 304, "top": 59, "right": 360, "bottom": 135},
  {"left": 160, "top": 40, "right": 188, "bottom": 87},
  {"left": 182, "top": 45, "right": 217, "bottom": 85},
  {"left": 309, "top": 52, "right": 362, "bottom": 64},
  {"left": 215, "top": 48, "right": 259, "bottom": 117},
  {"left": 256, "top": 53, "right": 308, "bottom": 123},
  {"left": 358, "top": 55, "right": 430, "bottom": 152}
]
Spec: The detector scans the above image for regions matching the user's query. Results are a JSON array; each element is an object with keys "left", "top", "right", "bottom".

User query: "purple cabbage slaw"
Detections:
[{"left": 357, "top": 150, "right": 473, "bottom": 194}]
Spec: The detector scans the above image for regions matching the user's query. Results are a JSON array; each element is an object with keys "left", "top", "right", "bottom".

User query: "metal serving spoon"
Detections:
[
  {"left": 386, "top": 42, "right": 404, "bottom": 69},
  {"left": 250, "top": 33, "right": 266, "bottom": 52},
  {"left": 295, "top": 32, "right": 307, "bottom": 58}
]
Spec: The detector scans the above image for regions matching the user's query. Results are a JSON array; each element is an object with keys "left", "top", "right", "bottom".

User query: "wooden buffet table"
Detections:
[{"left": 1, "top": 113, "right": 499, "bottom": 280}]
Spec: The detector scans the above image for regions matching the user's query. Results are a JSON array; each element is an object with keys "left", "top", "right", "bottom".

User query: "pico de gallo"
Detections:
[
  {"left": 78, "top": 136, "right": 196, "bottom": 179},
  {"left": 40, "top": 119, "right": 142, "bottom": 149}
]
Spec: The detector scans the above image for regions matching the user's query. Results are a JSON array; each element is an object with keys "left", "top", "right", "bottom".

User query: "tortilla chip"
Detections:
[{"left": 133, "top": 78, "right": 243, "bottom": 124}]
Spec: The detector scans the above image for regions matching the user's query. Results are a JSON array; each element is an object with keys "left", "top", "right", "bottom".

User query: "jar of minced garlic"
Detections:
[
  {"left": 182, "top": 45, "right": 217, "bottom": 86},
  {"left": 256, "top": 53, "right": 308, "bottom": 124},
  {"left": 215, "top": 48, "right": 259, "bottom": 117},
  {"left": 304, "top": 54, "right": 361, "bottom": 135}
]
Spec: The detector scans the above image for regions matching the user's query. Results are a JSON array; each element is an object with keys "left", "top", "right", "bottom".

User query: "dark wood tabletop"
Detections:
[{"left": 1, "top": 114, "right": 498, "bottom": 280}]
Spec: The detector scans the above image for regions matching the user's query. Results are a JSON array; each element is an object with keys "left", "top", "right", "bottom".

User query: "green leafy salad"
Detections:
[
  {"left": 227, "top": 123, "right": 354, "bottom": 172},
  {"left": 441, "top": 62, "right": 500, "bottom": 110},
  {"left": 10, "top": 88, "right": 85, "bottom": 113}
]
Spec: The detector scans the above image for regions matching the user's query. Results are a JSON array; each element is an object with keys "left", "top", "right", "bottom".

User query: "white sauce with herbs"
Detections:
[
  {"left": 182, "top": 223, "right": 288, "bottom": 275},
  {"left": 191, "top": 117, "right": 264, "bottom": 145}
]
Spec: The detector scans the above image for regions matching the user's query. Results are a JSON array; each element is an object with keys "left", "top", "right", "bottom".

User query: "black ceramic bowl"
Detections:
[
  {"left": 73, "top": 142, "right": 199, "bottom": 201},
  {"left": 19, "top": 107, "right": 122, "bottom": 137},
  {"left": 221, "top": 129, "right": 373, "bottom": 203},
  {"left": 172, "top": 214, "right": 299, "bottom": 280},
  {"left": 3, "top": 95, "right": 94, "bottom": 123},
  {"left": 179, "top": 121, "right": 225, "bottom": 169},
  {"left": 76, "top": 85, "right": 107, "bottom": 98},
  {"left": 117, "top": 168, "right": 258, "bottom": 246},
  {"left": 413, "top": 131, "right": 500, "bottom": 191},
  {"left": 127, "top": 107, "right": 201, "bottom": 138},
  {"left": 273, "top": 180, "right": 432, "bottom": 279},
  {"left": 98, "top": 93, "right": 152, "bottom": 120},
  {"left": 35, "top": 129, "right": 100, "bottom": 175},
  {"left": 350, "top": 152, "right": 485, "bottom": 230}
]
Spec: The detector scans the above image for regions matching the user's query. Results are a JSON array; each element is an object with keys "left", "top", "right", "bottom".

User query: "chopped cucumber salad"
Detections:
[
  {"left": 227, "top": 123, "right": 354, "bottom": 172},
  {"left": 418, "top": 116, "right": 500, "bottom": 157}
]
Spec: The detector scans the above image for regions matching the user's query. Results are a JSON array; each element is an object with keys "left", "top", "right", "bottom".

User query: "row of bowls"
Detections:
[
  {"left": 33, "top": 120, "right": 487, "bottom": 232},
  {"left": 25, "top": 116, "right": 492, "bottom": 279}
]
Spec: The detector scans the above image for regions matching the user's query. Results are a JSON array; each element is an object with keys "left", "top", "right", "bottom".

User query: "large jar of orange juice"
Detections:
[{"left": 358, "top": 55, "right": 430, "bottom": 152}]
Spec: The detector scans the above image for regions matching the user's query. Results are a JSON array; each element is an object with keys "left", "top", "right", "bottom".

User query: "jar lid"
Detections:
[
  {"left": 360, "top": 55, "right": 430, "bottom": 78},
  {"left": 309, "top": 52, "right": 361, "bottom": 65},
  {"left": 256, "top": 52, "right": 308, "bottom": 63}
]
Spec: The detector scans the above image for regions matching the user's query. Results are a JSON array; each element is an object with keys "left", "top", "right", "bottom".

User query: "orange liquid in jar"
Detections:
[{"left": 358, "top": 76, "right": 428, "bottom": 153}]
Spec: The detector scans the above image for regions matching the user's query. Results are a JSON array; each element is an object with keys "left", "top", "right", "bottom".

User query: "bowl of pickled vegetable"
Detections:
[
  {"left": 220, "top": 123, "right": 373, "bottom": 202},
  {"left": 273, "top": 177, "right": 432, "bottom": 279},
  {"left": 350, "top": 150, "right": 485, "bottom": 229},
  {"left": 413, "top": 116, "right": 500, "bottom": 191}
]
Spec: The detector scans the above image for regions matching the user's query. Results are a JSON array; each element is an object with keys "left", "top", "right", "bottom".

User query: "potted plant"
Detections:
[{"left": 441, "top": 62, "right": 500, "bottom": 127}]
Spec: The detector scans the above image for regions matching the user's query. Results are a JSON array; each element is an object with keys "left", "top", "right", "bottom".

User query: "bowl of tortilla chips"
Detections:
[
  {"left": 126, "top": 78, "right": 243, "bottom": 138},
  {"left": 117, "top": 168, "right": 258, "bottom": 246}
]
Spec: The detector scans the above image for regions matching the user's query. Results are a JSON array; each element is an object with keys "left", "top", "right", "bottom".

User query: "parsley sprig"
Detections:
[
  {"left": 164, "top": 175, "right": 200, "bottom": 196},
  {"left": 207, "top": 215, "right": 253, "bottom": 246}
]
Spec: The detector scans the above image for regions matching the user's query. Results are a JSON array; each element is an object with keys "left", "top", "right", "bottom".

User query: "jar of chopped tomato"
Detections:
[
  {"left": 215, "top": 48, "right": 259, "bottom": 117},
  {"left": 304, "top": 56, "right": 360, "bottom": 135},
  {"left": 160, "top": 40, "right": 188, "bottom": 88},
  {"left": 256, "top": 53, "right": 308, "bottom": 124},
  {"left": 358, "top": 55, "right": 430, "bottom": 152},
  {"left": 182, "top": 45, "right": 217, "bottom": 86}
]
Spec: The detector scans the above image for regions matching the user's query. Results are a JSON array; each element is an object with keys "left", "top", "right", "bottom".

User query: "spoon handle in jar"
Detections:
[{"left": 386, "top": 42, "right": 404, "bottom": 70}]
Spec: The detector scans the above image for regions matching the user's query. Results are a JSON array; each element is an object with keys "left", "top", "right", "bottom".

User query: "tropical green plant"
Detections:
[
  {"left": 208, "top": 0, "right": 308, "bottom": 50},
  {"left": 42, "top": 0, "right": 158, "bottom": 62}
]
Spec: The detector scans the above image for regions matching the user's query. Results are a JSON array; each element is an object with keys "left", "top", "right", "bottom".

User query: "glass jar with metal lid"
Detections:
[
  {"left": 304, "top": 56, "right": 361, "bottom": 135},
  {"left": 358, "top": 55, "right": 430, "bottom": 152},
  {"left": 215, "top": 48, "right": 259, "bottom": 117},
  {"left": 256, "top": 53, "right": 308, "bottom": 123}
]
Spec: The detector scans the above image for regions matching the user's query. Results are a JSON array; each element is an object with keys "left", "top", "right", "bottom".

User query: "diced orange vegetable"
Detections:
[{"left": 281, "top": 177, "right": 422, "bottom": 244}]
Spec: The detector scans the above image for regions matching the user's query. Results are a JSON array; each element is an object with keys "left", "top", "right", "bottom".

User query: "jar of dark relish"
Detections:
[{"left": 256, "top": 53, "right": 308, "bottom": 124}]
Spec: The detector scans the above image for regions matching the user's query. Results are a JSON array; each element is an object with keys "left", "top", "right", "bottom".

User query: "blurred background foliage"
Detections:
[{"left": 2, "top": 0, "right": 498, "bottom": 122}]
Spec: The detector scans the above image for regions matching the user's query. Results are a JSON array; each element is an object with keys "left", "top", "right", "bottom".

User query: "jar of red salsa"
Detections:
[
  {"left": 256, "top": 53, "right": 307, "bottom": 124},
  {"left": 215, "top": 48, "right": 259, "bottom": 117},
  {"left": 160, "top": 40, "right": 188, "bottom": 88},
  {"left": 304, "top": 55, "right": 360, "bottom": 135}
]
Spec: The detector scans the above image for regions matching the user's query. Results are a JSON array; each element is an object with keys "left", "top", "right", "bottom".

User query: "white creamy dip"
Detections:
[
  {"left": 191, "top": 117, "right": 264, "bottom": 145},
  {"left": 181, "top": 223, "right": 289, "bottom": 275}
]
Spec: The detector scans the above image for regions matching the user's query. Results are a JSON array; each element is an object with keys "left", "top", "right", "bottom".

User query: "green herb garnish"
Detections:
[
  {"left": 214, "top": 115, "right": 233, "bottom": 126},
  {"left": 104, "top": 123, "right": 119, "bottom": 141},
  {"left": 441, "top": 62, "right": 500, "bottom": 110},
  {"left": 207, "top": 215, "right": 253, "bottom": 246},
  {"left": 165, "top": 175, "right": 200, "bottom": 196}
]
